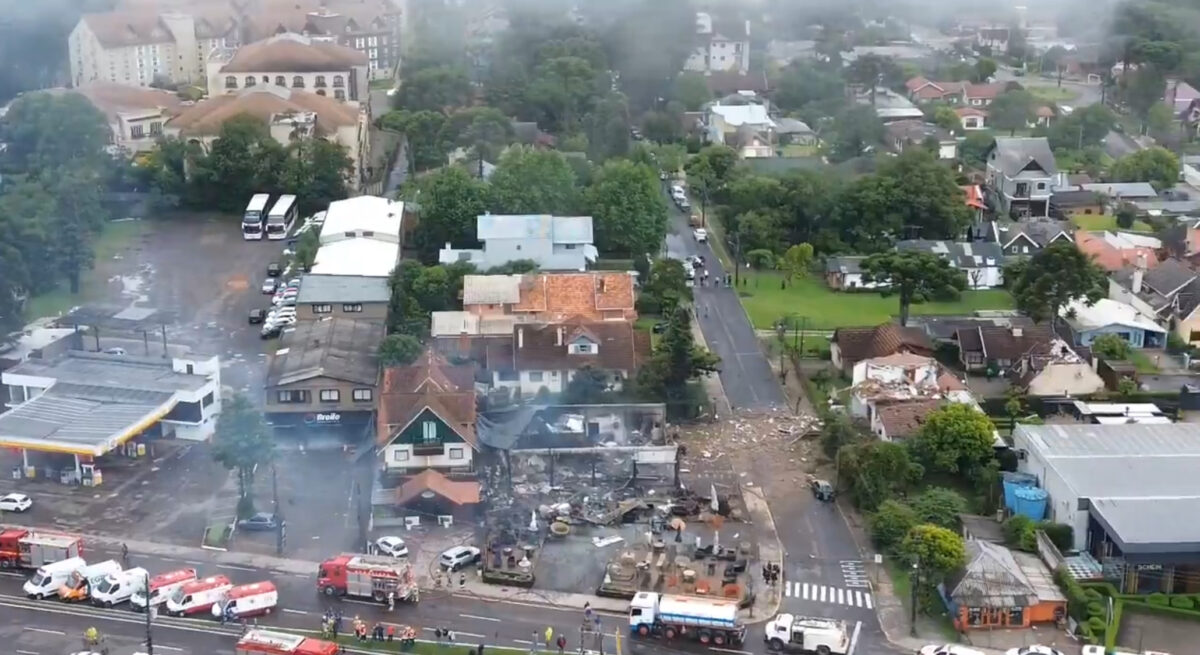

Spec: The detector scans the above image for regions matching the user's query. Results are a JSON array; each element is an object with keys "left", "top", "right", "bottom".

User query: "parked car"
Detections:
[
  {"left": 102, "top": 347, "right": 127, "bottom": 356},
  {"left": 0, "top": 493, "right": 32, "bottom": 512},
  {"left": 260, "top": 324, "right": 282, "bottom": 339},
  {"left": 439, "top": 546, "right": 481, "bottom": 571},
  {"left": 1005, "top": 647, "right": 1065, "bottom": 655},
  {"left": 810, "top": 479, "right": 835, "bottom": 502},
  {"left": 676, "top": 198, "right": 691, "bottom": 211},
  {"left": 693, "top": 227, "right": 708, "bottom": 242},
  {"left": 237, "top": 513, "right": 279, "bottom": 531},
  {"left": 261, "top": 278, "right": 278, "bottom": 294},
  {"left": 920, "top": 645, "right": 985, "bottom": 655},
  {"left": 266, "top": 262, "right": 282, "bottom": 277},
  {"left": 374, "top": 536, "right": 409, "bottom": 558}
]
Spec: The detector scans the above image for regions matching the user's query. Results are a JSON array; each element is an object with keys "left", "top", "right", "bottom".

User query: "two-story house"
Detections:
[
  {"left": 897, "top": 240, "right": 1006, "bottom": 288},
  {"left": 68, "top": 82, "right": 184, "bottom": 154},
  {"left": 991, "top": 219, "right": 1073, "bottom": 257},
  {"left": 295, "top": 274, "right": 390, "bottom": 321},
  {"left": 487, "top": 321, "right": 652, "bottom": 397},
  {"left": 264, "top": 317, "right": 385, "bottom": 437},
  {"left": 438, "top": 214, "right": 597, "bottom": 272},
  {"left": 683, "top": 12, "right": 750, "bottom": 75},
  {"left": 458, "top": 272, "right": 638, "bottom": 324},
  {"left": 205, "top": 33, "right": 368, "bottom": 103},
  {"left": 984, "top": 137, "right": 1058, "bottom": 218},
  {"left": 376, "top": 349, "right": 479, "bottom": 518},
  {"left": 705, "top": 103, "right": 776, "bottom": 152}
]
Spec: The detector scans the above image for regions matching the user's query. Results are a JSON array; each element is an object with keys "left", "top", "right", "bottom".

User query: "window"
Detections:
[
  {"left": 275, "top": 75, "right": 285, "bottom": 86},
  {"left": 342, "top": 303, "right": 363, "bottom": 313},
  {"left": 392, "top": 449, "right": 409, "bottom": 462},
  {"left": 292, "top": 75, "right": 305, "bottom": 88},
  {"left": 352, "top": 388, "right": 372, "bottom": 402},
  {"left": 245, "top": 76, "right": 256, "bottom": 87},
  {"left": 186, "top": 364, "right": 194, "bottom": 375},
  {"left": 528, "top": 371, "right": 544, "bottom": 382},
  {"left": 316, "top": 89, "right": 326, "bottom": 96},
  {"left": 150, "top": 121, "right": 162, "bottom": 136},
  {"left": 449, "top": 447, "right": 464, "bottom": 460},
  {"left": 224, "top": 75, "right": 237, "bottom": 88},
  {"left": 333, "top": 75, "right": 344, "bottom": 87},
  {"left": 277, "top": 390, "right": 309, "bottom": 403},
  {"left": 421, "top": 421, "right": 437, "bottom": 443},
  {"left": 130, "top": 125, "right": 145, "bottom": 139},
  {"left": 1036, "top": 182, "right": 1046, "bottom": 190},
  {"left": 315, "top": 75, "right": 327, "bottom": 87},
  {"left": 335, "top": 89, "right": 346, "bottom": 101},
  {"left": 498, "top": 370, "right": 518, "bottom": 382},
  {"left": 262, "top": 75, "right": 269, "bottom": 83},
  {"left": 312, "top": 304, "right": 333, "bottom": 314},
  {"left": 202, "top": 392, "right": 214, "bottom": 408},
  {"left": 574, "top": 343, "right": 593, "bottom": 354},
  {"left": 361, "top": 230, "right": 374, "bottom": 237},
  {"left": 319, "top": 389, "right": 340, "bottom": 402}
]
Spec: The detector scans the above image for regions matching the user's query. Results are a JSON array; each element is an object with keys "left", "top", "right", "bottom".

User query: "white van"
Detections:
[
  {"left": 91, "top": 566, "right": 148, "bottom": 607},
  {"left": 59, "top": 559, "right": 122, "bottom": 602},
  {"left": 211, "top": 581, "right": 278, "bottom": 620},
  {"left": 24, "top": 557, "right": 86, "bottom": 599},
  {"left": 165, "top": 575, "right": 232, "bottom": 617}
]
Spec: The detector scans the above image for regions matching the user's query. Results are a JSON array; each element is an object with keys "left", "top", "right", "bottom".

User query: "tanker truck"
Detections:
[{"left": 628, "top": 591, "right": 746, "bottom": 646}]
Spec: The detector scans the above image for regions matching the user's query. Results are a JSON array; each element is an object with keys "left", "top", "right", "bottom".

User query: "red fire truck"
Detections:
[
  {"left": 0, "top": 529, "right": 83, "bottom": 570},
  {"left": 316, "top": 553, "right": 418, "bottom": 603},
  {"left": 235, "top": 629, "right": 339, "bottom": 655}
]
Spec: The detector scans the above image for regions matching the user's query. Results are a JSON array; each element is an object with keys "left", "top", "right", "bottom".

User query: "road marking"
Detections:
[
  {"left": 460, "top": 613, "right": 501, "bottom": 622},
  {"left": 787, "top": 582, "right": 874, "bottom": 607},
  {"left": 709, "top": 649, "right": 751, "bottom": 654},
  {"left": 151, "top": 646, "right": 184, "bottom": 652},
  {"left": 513, "top": 639, "right": 534, "bottom": 645},
  {"left": 291, "top": 573, "right": 310, "bottom": 579},
  {"left": 217, "top": 564, "right": 257, "bottom": 572},
  {"left": 16, "top": 650, "right": 39, "bottom": 655},
  {"left": 847, "top": 620, "right": 862, "bottom": 655},
  {"left": 24, "top": 628, "right": 66, "bottom": 635},
  {"left": 0, "top": 571, "right": 23, "bottom": 577},
  {"left": 283, "top": 608, "right": 308, "bottom": 615},
  {"left": 184, "top": 561, "right": 206, "bottom": 566}
]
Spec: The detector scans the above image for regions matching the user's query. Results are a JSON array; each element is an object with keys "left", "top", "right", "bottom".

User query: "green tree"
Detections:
[
  {"left": 1091, "top": 333, "right": 1134, "bottom": 360},
  {"left": 671, "top": 72, "right": 712, "bottom": 111},
  {"left": 526, "top": 55, "right": 604, "bottom": 133},
  {"left": 378, "top": 334, "right": 424, "bottom": 366},
  {"left": 839, "top": 440, "right": 924, "bottom": 510},
  {"left": 869, "top": 500, "right": 919, "bottom": 552},
  {"left": 1110, "top": 147, "right": 1180, "bottom": 191},
  {"left": 1, "top": 91, "right": 110, "bottom": 173},
  {"left": 1146, "top": 103, "right": 1175, "bottom": 142},
  {"left": 1002, "top": 514, "right": 1036, "bottom": 551},
  {"left": 407, "top": 167, "right": 494, "bottom": 262},
  {"left": 860, "top": 251, "right": 968, "bottom": 326},
  {"left": 586, "top": 159, "right": 667, "bottom": 255},
  {"left": 189, "top": 117, "right": 285, "bottom": 212},
  {"left": 211, "top": 394, "right": 274, "bottom": 517},
  {"left": 911, "top": 487, "right": 969, "bottom": 530},
  {"left": 932, "top": 105, "right": 961, "bottom": 132},
  {"left": 780, "top": 243, "right": 814, "bottom": 283},
  {"left": 829, "top": 105, "right": 885, "bottom": 162},
  {"left": 586, "top": 92, "right": 633, "bottom": 161},
  {"left": 1115, "top": 202, "right": 1139, "bottom": 229},
  {"left": 563, "top": 365, "right": 616, "bottom": 404},
  {"left": 910, "top": 404, "right": 995, "bottom": 475},
  {"left": 959, "top": 132, "right": 994, "bottom": 168},
  {"left": 988, "top": 90, "right": 1036, "bottom": 136},
  {"left": 394, "top": 65, "right": 472, "bottom": 113},
  {"left": 641, "top": 111, "right": 682, "bottom": 144},
  {"left": 278, "top": 139, "right": 352, "bottom": 215},
  {"left": 0, "top": 240, "right": 29, "bottom": 332},
  {"left": 380, "top": 109, "right": 450, "bottom": 172},
  {"left": 1123, "top": 67, "right": 1168, "bottom": 126},
  {"left": 900, "top": 524, "right": 967, "bottom": 600},
  {"left": 1048, "top": 104, "right": 1115, "bottom": 151},
  {"left": 642, "top": 257, "right": 691, "bottom": 314},
  {"left": 440, "top": 106, "right": 515, "bottom": 163},
  {"left": 846, "top": 54, "right": 905, "bottom": 105},
  {"left": 637, "top": 304, "right": 720, "bottom": 400},
  {"left": 973, "top": 57, "right": 998, "bottom": 82},
  {"left": 1010, "top": 241, "right": 1107, "bottom": 324},
  {"left": 773, "top": 61, "right": 845, "bottom": 113},
  {"left": 684, "top": 144, "right": 740, "bottom": 216},
  {"left": 490, "top": 146, "right": 578, "bottom": 214},
  {"left": 819, "top": 411, "right": 869, "bottom": 457}
]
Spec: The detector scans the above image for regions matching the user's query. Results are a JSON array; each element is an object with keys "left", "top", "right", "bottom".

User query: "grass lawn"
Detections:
[
  {"left": 1129, "top": 350, "right": 1161, "bottom": 374},
  {"left": 1070, "top": 214, "right": 1154, "bottom": 233},
  {"left": 885, "top": 559, "right": 960, "bottom": 642},
  {"left": 24, "top": 219, "right": 150, "bottom": 321},
  {"left": 368, "top": 78, "right": 396, "bottom": 90},
  {"left": 1027, "top": 85, "right": 1080, "bottom": 104},
  {"left": 738, "top": 272, "right": 1014, "bottom": 330}
]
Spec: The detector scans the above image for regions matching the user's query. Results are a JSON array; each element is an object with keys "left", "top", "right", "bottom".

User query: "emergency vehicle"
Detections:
[
  {"left": 164, "top": 575, "right": 232, "bottom": 616},
  {"left": 131, "top": 568, "right": 197, "bottom": 611},
  {"left": 212, "top": 581, "right": 279, "bottom": 619},
  {"left": 235, "top": 629, "right": 339, "bottom": 655},
  {"left": 316, "top": 553, "right": 418, "bottom": 603},
  {"left": 0, "top": 529, "right": 83, "bottom": 570}
]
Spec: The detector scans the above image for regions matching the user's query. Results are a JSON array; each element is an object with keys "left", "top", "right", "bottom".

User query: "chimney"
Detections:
[
  {"left": 1012, "top": 327, "right": 1023, "bottom": 338},
  {"left": 518, "top": 328, "right": 524, "bottom": 349},
  {"left": 1133, "top": 253, "right": 1147, "bottom": 294},
  {"left": 556, "top": 326, "right": 564, "bottom": 346}
]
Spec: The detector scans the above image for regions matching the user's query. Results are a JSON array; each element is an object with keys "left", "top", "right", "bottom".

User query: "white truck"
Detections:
[
  {"left": 764, "top": 614, "right": 850, "bottom": 654},
  {"left": 628, "top": 591, "right": 746, "bottom": 646}
]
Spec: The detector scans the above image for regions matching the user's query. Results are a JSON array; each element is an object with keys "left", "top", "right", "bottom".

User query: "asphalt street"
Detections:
[{"left": 663, "top": 197, "right": 786, "bottom": 410}]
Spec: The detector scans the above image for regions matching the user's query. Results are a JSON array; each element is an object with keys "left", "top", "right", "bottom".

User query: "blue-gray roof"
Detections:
[
  {"left": 476, "top": 214, "right": 594, "bottom": 244},
  {"left": 1081, "top": 182, "right": 1159, "bottom": 199},
  {"left": 296, "top": 274, "right": 390, "bottom": 304},
  {"left": 896, "top": 240, "right": 1004, "bottom": 268}
]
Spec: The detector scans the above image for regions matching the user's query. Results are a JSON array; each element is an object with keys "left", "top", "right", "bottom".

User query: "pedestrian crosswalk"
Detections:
[{"left": 783, "top": 581, "right": 874, "bottom": 608}]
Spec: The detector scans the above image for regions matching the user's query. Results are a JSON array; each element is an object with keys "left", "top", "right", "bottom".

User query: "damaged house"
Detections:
[
  {"left": 850, "top": 353, "right": 996, "bottom": 443},
  {"left": 485, "top": 321, "right": 651, "bottom": 398},
  {"left": 956, "top": 324, "right": 1102, "bottom": 396}
]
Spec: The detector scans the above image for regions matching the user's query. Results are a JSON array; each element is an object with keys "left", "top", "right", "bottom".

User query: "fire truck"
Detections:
[
  {"left": 235, "top": 629, "right": 339, "bottom": 655},
  {"left": 0, "top": 529, "right": 84, "bottom": 570},
  {"left": 316, "top": 553, "right": 418, "bottom": 603}
]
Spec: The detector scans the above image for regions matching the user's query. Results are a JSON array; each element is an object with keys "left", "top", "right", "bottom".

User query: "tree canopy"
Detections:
[
  {"left": 490, "top": 146, "right": 578, "bottom": 215},
  {"left": 211, "top": 394, "right": 274, "bottom": 517},
  {"left": 1110, "top": 147, "right": 1181, "bottom": 191},
  {"left": 1010, "top": 241, "right": 1107, "bottom": 324},
  {"left": 910, "top": 404, "right": 996, "bottom": 475},
  {"left": 861, "top": 251, "right": 968, "bottom": 326},
  {"left": 585, "top": 159, "right": 667, "bottom": 255}
]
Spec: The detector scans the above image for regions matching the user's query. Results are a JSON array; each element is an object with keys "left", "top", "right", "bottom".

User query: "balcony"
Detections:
[{"left": 412, "top": 442, "right": 444, "bottom": 456}]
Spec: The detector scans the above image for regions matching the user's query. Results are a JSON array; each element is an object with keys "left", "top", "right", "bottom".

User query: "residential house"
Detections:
[
  {"left": 1049, "top": 190, "right": 1104, "bottom": 218},
  {"left": 206, "top": 33, "right": 367, "bottom": 103},
  {"left": 830, "top": 323, "right": 933, "bottom": 373},
  {"left": 1166, "top": 79, "right": 1200, "bottom": 118},
  {"left": 943, "top": 540, "right": 1066, "bottom": 631},
  {"left": 963, "top": 185, "right": 986, "bottom": 221},
  {"left": 376, "top": 349, "right": 479, "bottom": 517},
  {"left": 984, "top": 137, "right": 1058, "bottom": 218},
  {"left": 705, "top": 103, "right": 776, "bottom": 149},
  {"left": 975, "top": 26, "right": 1010, "bottom": 50},
  {"left": 429, "top": 311, "right": 519, "bottom": 362},
  {"left": 855, "top": 87, "right": 925, "bottom": 122},
  {"left": 897, "top": 240, "right": 1005, "bottom": 289},
  {"left": 961, "top": 82, "right": 1007, "bottom": 107},
  {"left": 849, "top": 353, "right": 977, "bottom": 435},
  {"left": 310, "top": 195, "right": 403, "bottom": 276},
  {"left": 732, "top": 125, "right": 774, "bottom": 158},
  {"left": 683, "top": 12, "right": 750, "bottom": 75},
  {"left": 461, "top": 273, "right": 638, "bottom": 323},
  {"left": 294, "top": 274, "right": 390, "bottom": 321},
  {"left": 824, "top": 256, "right": 885, "bottom": 291},
  {"left": 69, "top": 10, "right": 236, "bottom": 87},
  {"left": 1161, "top": 216, "right": 1200, "bottom": 262},
  {"left": 1172, "top": 279, "right": 1200, "bottom": 345},
  {"left": 263, "top": 317, "right": 385, "bottom": 435},
  {"left": 1059, "top": 297, "right": 1167, "bottom": 348},
  {"left": 701, "top": 71, "right": 771, "bottom": 98},
  {"left": 438, "top": 214, "right": 597, "bottom": 272},
  {"left": 67, "top": 82, "right": 184, "bottom": 154},
  {"left": 884, "top": 121, "right": 957, "bottom": 160},
  {"left": 1074, "top": 231, "right": 1161, "bottom": 272},
  {"left": 991, "top": 219, "right": 1073, "bottom": 257},
  {"left": 165, "top": 86, "right": 368, "bottom": 189},
  {"left": 1023, "top": 360, "right": 1107, "bottom": 396},
  {"left": 873, "top": 399, "right": 943, "bottom": 441},
  {"left": 776, "top": 117, "right": 817, "bottom": 147},
  {"left": 956, "top": 324, "right": 1057, "bottom": 372},
  {"left": 486, "top": 321, "right": 651, "bottom": 397},
  {"left": 1080, "top": 182, "right": 1159, "bottom": 203},
  {"left": 1033, "top": 105, "right": 1056, "bottom": 127},
  {"left": 955, "top": 106, "right": 988, "bottom": 131},
  {"left": 904, "top": 77, "right": 966, "bottom": 103},
  {"left": 1109, "top": 255, "right": 1196, "bottom": 320}
]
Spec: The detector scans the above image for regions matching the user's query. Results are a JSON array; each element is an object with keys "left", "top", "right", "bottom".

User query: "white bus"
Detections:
[
  {"left": 265, "top": 194, "right": 298, "bottom": 240},
  {"left": 242, "top": 194, "right": 271, "bottom": 240}
]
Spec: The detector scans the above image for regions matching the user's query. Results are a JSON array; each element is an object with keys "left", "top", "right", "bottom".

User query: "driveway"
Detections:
[{"left": 663, "top": 196, "right": 785, "bottom": 410}]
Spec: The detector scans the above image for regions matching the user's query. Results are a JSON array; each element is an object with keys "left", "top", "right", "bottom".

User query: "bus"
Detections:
[
  {"left": 242, "top": 194, "right": 271, "bottom": 240},
  {"left": 265, "top": 194, "right": 298, "bottom": 240}
]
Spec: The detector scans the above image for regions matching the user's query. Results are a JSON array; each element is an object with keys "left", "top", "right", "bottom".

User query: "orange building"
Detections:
[
  {"left": 943, "top": 540, "right": 1067, "bottom": 631},
  {"left": 461, "top": 272, "right": 637, "bottom": 322}
]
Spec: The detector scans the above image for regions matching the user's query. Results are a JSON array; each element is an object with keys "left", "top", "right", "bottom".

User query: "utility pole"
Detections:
[
  {"left": 272, "top": 463, "right": 285, "bottom": 556},
  {"left": 910, "top": 557, "right": 920, "bottom": 637},
  {"left": 144, "top": 571, "right": 154, "bottom": 655}
]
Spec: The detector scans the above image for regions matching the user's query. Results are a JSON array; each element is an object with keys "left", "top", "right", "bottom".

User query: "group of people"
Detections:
[{"left": 762, "top": 562, "right": 782, "bottom": 585}]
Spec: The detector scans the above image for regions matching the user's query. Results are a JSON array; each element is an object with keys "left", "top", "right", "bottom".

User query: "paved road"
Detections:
[{"left": 664, "top": 197, "right": 786, "bottom": 410}]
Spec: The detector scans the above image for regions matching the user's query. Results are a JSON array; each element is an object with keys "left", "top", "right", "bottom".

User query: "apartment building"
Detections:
[
  {"left": 683, "top": 12, "right": 750, "bottom": 75},
  {"left": 206, "top": 33, "right": 368, "bottom": 102},
  {"left": 69, "top": 11, "right": 236, "bottom": 87},
  {"left": 239, "top": 0, "right": 403, "bottom": 79}
]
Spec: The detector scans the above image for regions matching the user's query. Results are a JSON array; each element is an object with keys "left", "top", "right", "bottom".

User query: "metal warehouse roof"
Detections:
[
  {"left": 296, "top": 274, "right": 390, "bottom": 304},
  {"left": 0, "top": 383, "right": 174, "bottom": 455},
  {"left": 6, "top": 351, "right": 209, "bottom": 393}
]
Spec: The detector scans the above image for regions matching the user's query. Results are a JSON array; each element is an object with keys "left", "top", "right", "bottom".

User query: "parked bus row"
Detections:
[{"left": 243, "top": 193, "right": 298, "bottom": 241}]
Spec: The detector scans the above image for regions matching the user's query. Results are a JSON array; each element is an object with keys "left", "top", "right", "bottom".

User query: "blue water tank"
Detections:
[
  {"left": 1002, "top": 472, "right": 1037, "bottom": 510},
  {"left": 1013, "top": 486, "right": 1048, "bottom": 520}
]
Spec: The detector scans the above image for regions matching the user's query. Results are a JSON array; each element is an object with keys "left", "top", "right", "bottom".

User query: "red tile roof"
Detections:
[
  {"left": 833, "top": 323, "right": 934, "bottom": 368},
  {"left": 395, "top": 470, "right": 480, "bottom": 506},
  {"left": 511, "top": 273, "right": 637, "bottom": 321},
  {"left": 376, "top": 389, "right": 477, "bottom": 448}
]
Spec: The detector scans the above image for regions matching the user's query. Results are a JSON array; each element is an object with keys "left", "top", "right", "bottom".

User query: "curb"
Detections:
[{"left": 738, "top": 483, "right": 784, "bottom": 625}]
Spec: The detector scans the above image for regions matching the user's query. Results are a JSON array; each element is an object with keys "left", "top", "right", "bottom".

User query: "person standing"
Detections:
[
  {"left": 544, "top": 626, "right": 553, "bottom": 649},
  {"left": 556, "top": 635, "right": 566, "bottom": 655}
]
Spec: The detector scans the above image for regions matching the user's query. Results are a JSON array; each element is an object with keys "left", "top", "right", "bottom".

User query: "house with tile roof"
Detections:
[
  {"left": 485, "top": 321, "right": 651, "bottom": 397},
  {"left": 897, "top": 240, "right": 1006, "bottom": 288},
  {"left": 831, "top": 323, "right": 933, "bottom": 374},
  {"left": 62, "top": 82, "right": 185, "bottom": 154},
  {"left": 990, "top": 219, "right": 1073, "bottom": 257},
  {"left": 904, "top": 77, "right": 967, "bottom": 103},
  {"left": 960, "top": 82, "right": 1008, "bottom": 107},
  {"left": 462, "top": 273, "right": 637, "bottom": 324},
  {"left": 1074, "top": 231, "right": 1162, "bottom": 273},
  {"left": 955, "top": 106, "right": 988, "bottom": 131},
  {"left": 206, "top": 33, "right": 367, "bottom": 102},
  {"left": 375, "top": 349, "right": 480, "bottom": 516},
  {"left": 438, "top": 214, "right": 598, "bottom": 272}
]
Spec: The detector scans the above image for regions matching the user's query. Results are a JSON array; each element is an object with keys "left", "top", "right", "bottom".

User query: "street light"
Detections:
[{"left": 909, "top": 558, "right": 920, "bottom": 637}]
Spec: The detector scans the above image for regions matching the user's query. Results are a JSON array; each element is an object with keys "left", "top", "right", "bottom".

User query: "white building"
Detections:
[
  {"left": 683, "top": 12, "right": 750, "bottom": 75},
  {"left": 438, "top": 214, "right": 597, "bottom": 271},
  {"left": 205, "top": 33, "right": 368, "bottom": 103},
  {"left": 65, "top": 82, "right": 184, "bottom": 154},
  {"left": 69, "top": 11, "right": 235, "bottom": 88},
  {"left": 705, "top": 103, "right": 777, "bottom": 151},
  {"left": 490, "top": 322, "right": 650, "bottom": 398},
  {"left": 310, "top": 196, "right": 404, "bottom": 277}
]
